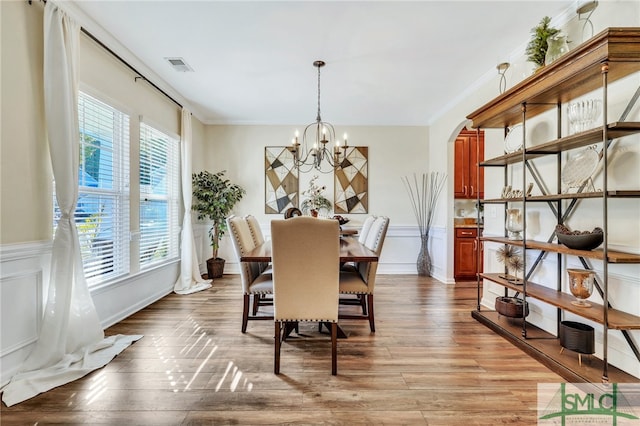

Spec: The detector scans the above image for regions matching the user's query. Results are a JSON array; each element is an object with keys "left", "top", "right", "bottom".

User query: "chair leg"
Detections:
[
  {"left": 360, "top": 294, "right": 367, "bottom": 315},
  {"left": 242, "top": 294, "right": 250, "bottom": 333},
  {"left": 252, "top": 294, "right": 260, "bottom": 315},
  {"left": 367, "top": 294, "right": 375, "bottom": 332},
  {"left": 331, "top": 322, "right": 337, "bottom": 375},
  {"left": 274, "top": 321, "right": 281, "bottom": 375}
]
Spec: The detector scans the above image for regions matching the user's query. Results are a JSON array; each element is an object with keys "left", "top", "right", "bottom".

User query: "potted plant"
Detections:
[
  {"left": 525, "top": 16, "right": 561, "bottom": 70},
  {"left": 192, "top": 170, "right": 245, "bottom": 278},
  {"left": 300, "top": 175, "right": 332, "bottom": 217}
]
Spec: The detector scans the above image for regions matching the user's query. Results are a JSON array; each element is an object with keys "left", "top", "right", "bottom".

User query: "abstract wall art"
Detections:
[
  {"left": 334, "top": 146, "right": 368, "bottom": 214},
  {"left": 265, "top": 146, "right": 298, "bottom": 214}
]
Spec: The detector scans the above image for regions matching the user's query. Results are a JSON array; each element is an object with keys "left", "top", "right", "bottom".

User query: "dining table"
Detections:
[
  {"left": 240, "top": 235, "right": 378, "bottom": 338},
  {"left": 240, "top": 234, "right": 378, "bottom": 263}
]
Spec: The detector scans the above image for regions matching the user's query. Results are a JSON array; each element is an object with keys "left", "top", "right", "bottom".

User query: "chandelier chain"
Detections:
[{"left": 316, "top": 64, "right": 322, "bottom": 122}]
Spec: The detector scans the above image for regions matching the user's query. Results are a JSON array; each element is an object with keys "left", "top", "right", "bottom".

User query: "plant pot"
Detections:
[
  {"left": 560, "top": 321, "right": 595, "bottom": 354},
  {"left": 206, "top": 257, "right": 225, "bottom": 279}
]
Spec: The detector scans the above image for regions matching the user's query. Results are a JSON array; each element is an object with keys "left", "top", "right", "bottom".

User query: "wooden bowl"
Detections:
[{"left": 495, "top": 296, "right": 529, "bottom": 318}]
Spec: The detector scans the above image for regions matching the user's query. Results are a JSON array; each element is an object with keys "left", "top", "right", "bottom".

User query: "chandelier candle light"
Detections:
[{"left": 289, "top": 60, "right": 348, "bottom": 173}]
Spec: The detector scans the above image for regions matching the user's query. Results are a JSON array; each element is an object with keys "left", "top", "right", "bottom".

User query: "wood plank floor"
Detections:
[{"left": 1, "top": 275, "right": 565, "bottom": 425}]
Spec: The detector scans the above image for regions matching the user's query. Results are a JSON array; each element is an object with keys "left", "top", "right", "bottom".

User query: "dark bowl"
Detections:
[
  {"left": 556, "top": 230, "right": 603, "bottom": 250},
  {"left": 495, "top": 296, "right": 529, "bottom": 318}
]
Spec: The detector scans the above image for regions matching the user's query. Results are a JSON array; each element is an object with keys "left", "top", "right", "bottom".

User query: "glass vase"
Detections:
[
  {"left": 417, "top": 233, "right": 431, "bottom": 277},
  {"left": 567, "top": 268, "right": 595, "bottom": 307},
  {"left": 505, "top": 208, "right": 523, "bottom": 240}
]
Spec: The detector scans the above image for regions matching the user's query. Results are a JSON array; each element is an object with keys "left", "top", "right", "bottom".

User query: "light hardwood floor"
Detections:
[{"left": 1, "top": 275, "right": 564, "bottom": 425}]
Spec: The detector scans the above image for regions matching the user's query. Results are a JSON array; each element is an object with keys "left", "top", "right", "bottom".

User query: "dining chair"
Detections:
[
  {"left": 339, "top": 216, "right": 389, "bottom": 332},
  {"left": 358, "top": 215, "right": 377, "bottom": 244},
  {"left": 244, "top": 214, "right": 272, "bottom": 315},
  {"left": 227, "top": 215, "right": 273, "bottom": 333},
  {"left": 271, "top": 216, "right": 340, "bottom": 375},
  {"left": 341, "top": 215, "right": 376, "bottom": 272}
]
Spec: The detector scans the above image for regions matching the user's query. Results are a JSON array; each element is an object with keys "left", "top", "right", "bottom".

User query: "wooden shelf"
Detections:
[
  {"left": 480, "top": 122, "right": 640, "bottom": 166},
  {"left": 469, "top": 27, "right": 640, "bottom": 381},
  {"left": 467, "top": 28, "right": 640, "bottom": 129},
  {"left": 472, "top": 310, "right": 640, "bottom": 383},
  {"left": 480, "top": 236, "right": 640, "bottom": 264},
  {"left": 481, "top": 190, "right": 640, "bottom": 203},
  {"left": 480, "top": 273, "right": 640, "bottom": 330}
]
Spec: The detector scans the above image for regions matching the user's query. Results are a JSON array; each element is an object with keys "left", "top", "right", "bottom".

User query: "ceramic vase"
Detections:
[{"left": 417, "top": 233, "right": 431, "bottom": 276}]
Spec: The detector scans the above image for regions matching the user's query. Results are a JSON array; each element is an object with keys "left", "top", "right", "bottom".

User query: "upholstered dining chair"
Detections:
[
  {"left": 244, "top": 214, "right": 272, "bottom": 315},
  {"left": 339, "top": 216, "right": 389, "bottom": 332},
  {"left": 227, "top": 215, "right": 273, "bottom": 333},
  {"left": 358, "top": 215, "right": 377, "bottom": 244},
  {"left": 271, "top": 216, "right": 340, "bottom": 375}
]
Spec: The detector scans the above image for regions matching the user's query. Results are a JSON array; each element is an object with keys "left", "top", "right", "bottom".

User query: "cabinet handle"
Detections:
[
  {"left": 473, "top": 239, "right": 478, "bottom": 250},
  {"left": 461, "top": 231, "right": 473, "bottom": 236},
  {"left": 470, "top": 186, "right": 474, "bottom": 196},
  {"left": 464, "top": 185, "right": 468, "bottom": 195}
]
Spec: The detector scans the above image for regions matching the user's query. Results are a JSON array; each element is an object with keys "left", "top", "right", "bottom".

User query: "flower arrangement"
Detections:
[{"left": 301, "top": 175, "right": 332, "bottom": 215}]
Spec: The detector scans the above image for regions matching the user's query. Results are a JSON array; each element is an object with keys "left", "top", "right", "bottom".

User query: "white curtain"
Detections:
[
  {"left": 1, "top": 2, "right": 141, "bottom": 406},
  {"left": 174, "top": 108, "right": 212, "bottom": 294}
]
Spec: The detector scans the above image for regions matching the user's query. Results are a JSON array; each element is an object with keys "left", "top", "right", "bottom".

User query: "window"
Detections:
[
  {"left": 54, "top": 91, "right": 130, "bottom": 284},
  {"left": 139, "top": 122, "right": 180, "bottom": 268}
]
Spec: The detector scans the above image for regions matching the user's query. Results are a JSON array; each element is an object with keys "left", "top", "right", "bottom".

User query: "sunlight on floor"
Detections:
[
  {"left": 85, "top": 371, "right": 107, "bottom": 405},
  {"left": 152, "top": 315, "right": 254, "bottom": 393}
]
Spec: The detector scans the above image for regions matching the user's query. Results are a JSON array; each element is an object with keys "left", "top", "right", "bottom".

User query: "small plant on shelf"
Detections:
[{"left": 525, "top": 16, "right": 561, "bottom": 69}]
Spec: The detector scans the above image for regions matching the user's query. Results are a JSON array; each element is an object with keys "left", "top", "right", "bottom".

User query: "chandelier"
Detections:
[{"left": 288, "top": 60, "right": 348, "bottom": 173}]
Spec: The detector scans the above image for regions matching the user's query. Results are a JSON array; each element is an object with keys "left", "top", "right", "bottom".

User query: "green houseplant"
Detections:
[
  {"left": 525, "top": 16, "right": 561, "bottom": 69},
  {"left": 192, "top": 170, "right": 245, "bottom": 278}
]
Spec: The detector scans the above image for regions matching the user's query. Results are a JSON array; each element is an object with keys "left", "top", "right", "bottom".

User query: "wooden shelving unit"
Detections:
[
  {"left": 466, "top": 27, "right": 640, "bottom": 382},
  {"left": 480, "top": 273, "right": 640, "bottom": 330},
  {"left": 481, "top": 236, "right": 640, "bottom": 263}
]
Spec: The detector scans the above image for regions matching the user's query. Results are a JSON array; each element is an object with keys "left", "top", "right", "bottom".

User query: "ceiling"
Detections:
[{"left": 70, "top": 1, "right": 576, "bottom": 126}]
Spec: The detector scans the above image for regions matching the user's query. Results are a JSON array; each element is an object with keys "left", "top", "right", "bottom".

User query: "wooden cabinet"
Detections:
[
  {"left": 454, "top": 227, "right": 483, "bottom": 281},
  {"left": 454, "top": 129, "right": 484, "bottom": 199},
  {"left": 466, "top": 28, "right": 640, "bottom": 383}
]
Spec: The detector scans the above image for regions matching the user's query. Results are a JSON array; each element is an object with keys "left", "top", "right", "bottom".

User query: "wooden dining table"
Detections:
[
  {"left": 240, "top": 236, "right": 378, "bottom": 338},
  {"left": 240, "top": 235, "right": 378, "bottom": 263}
]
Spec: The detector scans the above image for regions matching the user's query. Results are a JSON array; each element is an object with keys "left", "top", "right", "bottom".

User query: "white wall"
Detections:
[{"left": 195, "top": 124, "right": 449, "bottom": 278}]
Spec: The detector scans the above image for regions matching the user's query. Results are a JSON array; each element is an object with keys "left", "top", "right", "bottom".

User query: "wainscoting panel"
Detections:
[
  {"left": 0, "top": 241, "right": 50, "bottom": 385},
  {"left": 219, "top": 224, "right": 449, "bottom": 278}
]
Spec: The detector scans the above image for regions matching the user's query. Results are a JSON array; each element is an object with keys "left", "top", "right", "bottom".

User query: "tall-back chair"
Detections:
[
  {"left": 227, "top": 215, "right": 273, "bottom": 333},
  {"left": 271, "top": 216, "right": 340, "bottom": 375},
  {"left": 339, "top": 216, "right": 389, "bottom": 332},
  {"left": 358, "top": 215, "right": 377, "bottom": 244}
]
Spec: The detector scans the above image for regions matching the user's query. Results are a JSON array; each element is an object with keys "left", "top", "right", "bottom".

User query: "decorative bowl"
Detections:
[
  {"left": 332, "top": 215, "right": 350, "bottom": 225},
  {"left": 495, "top": 296, "right": 529, "bottom": 318},
  {"left": 555, "top": 225, "right": 603, "bottom": 250}
]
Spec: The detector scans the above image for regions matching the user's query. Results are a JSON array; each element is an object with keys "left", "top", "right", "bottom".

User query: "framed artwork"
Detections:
[
  {"left": 265, "top": 147, "right": 298, "bottom": 214},
  {"left": 334, "top": 146, "right": 368, "bottom": 213}
]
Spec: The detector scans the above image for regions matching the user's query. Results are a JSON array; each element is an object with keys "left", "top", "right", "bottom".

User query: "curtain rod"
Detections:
[
  {"left": 80, "top": 28, "right": 183, "bottom": 109},
  {"left": 28, "top": 0, "right": 183, "bottom": 109}
]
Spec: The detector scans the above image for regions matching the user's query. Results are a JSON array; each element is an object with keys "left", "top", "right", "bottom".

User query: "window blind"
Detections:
[
  {"left": 139, "top": 122, "right": 180, "bottom": 268},
  {"left": 54, "top": 91, "right": 131, "bottom": 284}
]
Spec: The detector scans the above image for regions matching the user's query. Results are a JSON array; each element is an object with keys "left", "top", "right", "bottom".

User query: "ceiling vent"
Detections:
[{"left": 165, "top": 57, "right": 194, "bottom": 72}]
